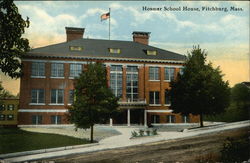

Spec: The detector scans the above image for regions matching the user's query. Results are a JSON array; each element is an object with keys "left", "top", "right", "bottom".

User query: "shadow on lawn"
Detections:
[{"left": 0, "top": 127, "right": 90, "bottom": 154}]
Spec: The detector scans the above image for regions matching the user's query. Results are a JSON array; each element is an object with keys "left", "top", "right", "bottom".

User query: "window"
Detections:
[
  {"left": 7, "top": 104, "right": 14, "bottom": 110},
  {"left": 31, "top": 62, "right": 45, "bottom": 77},
  {"left": 69, "top": 90, "right": 74, "bottom": 104},
  {"left": 0, "top": 114, "right": 5, "bottom": 121},
  {"left": 70, "top": 64, "right": 82, "bottom": 77},
  {"left": 32, "top": 115, "right": 42, "bottom": 124},
  {"left": 51, "top": 115, "right": 61, "bottom": 124},
  {"left": 31, "top": 89, "right": 45, "bottom": 104},
  {"left": 146, "top": 50, "right": 157, "bottom": 56},
  {"left": 51, "top": 89, "right": 64, "bottom": 104},
  {"left": 51, "top": 63, "right": 64, "bottom": 77},
  {"left": 164, "top": 67, "right": 175, "bottom": 81},
  {"left": 69, "top": 46, "right": 83, "bottom": 51},
  {"left": 126, "top": 66, "right": 138, "bottom": 102},
  {"left": 149, "top": 91, "right": 160, "bottom": 104},
  {"left": 0, "top": 104, "right": 5, "bottom": 111},
  {"left": 166, "top": 115, "right": 175, "bottom": 123},
  {"left": 165, "top": 89, "right": 171, "bottom": 105},
  {"left": 182, "top": 115, "right": 190, "bottom": 123},
  {"left": 179, "top": 68, "right": 184, "bottom": 75},
  {"left": 151, "top": 115, "right": 160, "bottom": 123},
  {"left": 110, "top": 65, "right": 123, "bottom": 98},
  {"left": 149, "top": 67, "right": 159, "bottom": 80},
  {"left": 109, "top": 48, "right": 121, "bottom": 54},
  {"left": 7, "top": 114, "right": 14, "bottom": 120}
]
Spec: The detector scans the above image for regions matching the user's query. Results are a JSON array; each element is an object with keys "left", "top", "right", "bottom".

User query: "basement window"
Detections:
[
  {"left": 69, "top": 46, "right": 83, "bottom": 51},
  {"left": 109, "top": 48, "right": 121, "bottom": 54},
  {"left": 146, "top": 50, "right": 157, "bottom": 56}
]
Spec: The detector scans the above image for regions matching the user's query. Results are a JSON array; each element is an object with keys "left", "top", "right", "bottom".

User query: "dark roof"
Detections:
[
  {"left": 25, "top": 38, "right": 186, "bottom": 63},
  {"left": 132, "top": 31, "right": 151, "bottom": 36},
  {"left": 65, "top": 27, "right": 85, "bottom": 32}
]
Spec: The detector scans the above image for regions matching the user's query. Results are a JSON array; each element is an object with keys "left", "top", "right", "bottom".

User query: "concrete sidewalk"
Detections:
[{"left": 2, "top": 120, "right": 249, "bottom": 163}]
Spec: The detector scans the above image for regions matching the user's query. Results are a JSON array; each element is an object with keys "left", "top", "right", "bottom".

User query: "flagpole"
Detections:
[{"left": 109, "top": 8, "right": 111, "bottom": 40}]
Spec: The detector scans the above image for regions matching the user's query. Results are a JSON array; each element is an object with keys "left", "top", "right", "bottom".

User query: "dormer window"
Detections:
[
  {"left": 69, "top": 46, "right": 83, "bottom": 51},
  {"left": 109, "top": 48, "right": 121, "bottom": 54},
  {"left": 146, "top": 50, "right": 157, "bottom": 56}
]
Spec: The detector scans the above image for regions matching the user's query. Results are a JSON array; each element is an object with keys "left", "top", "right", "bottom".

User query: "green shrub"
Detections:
[
  {"left": 131, "top": 131, "right": 138, "bottom": 137},
  {"left": 152, "top": 129, "right": 158, "bottom": 135},
  {"left": 146, "top": 130, "right": 151, "bottom": 136},
  {"left": 139, "top": 129, "right": 144, "bottom": 136},
  {"left": 221, "top": 135, "right": 250, "bottom": 162}
]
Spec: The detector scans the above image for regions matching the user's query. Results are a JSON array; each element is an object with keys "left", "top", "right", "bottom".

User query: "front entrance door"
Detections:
[{"left": 130, "top": 109, "right": 144, "bottom": 125}]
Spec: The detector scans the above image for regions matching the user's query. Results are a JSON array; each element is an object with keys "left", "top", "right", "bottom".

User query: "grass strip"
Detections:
[{"left": 0, "top": 128, "right": 90, "bottom": 154}]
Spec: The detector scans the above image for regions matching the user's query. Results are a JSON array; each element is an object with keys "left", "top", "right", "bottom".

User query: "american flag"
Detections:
[{"left": 101, "top": 12, "right": 110, "bottom": 21}]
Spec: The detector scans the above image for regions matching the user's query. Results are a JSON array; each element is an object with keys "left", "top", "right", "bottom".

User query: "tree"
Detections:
[
  {"left": 0, "top": 81, "right": 15, "bottom": 98},
  {"left": 0, "top": 0, "right": 30, "bottom": 78},
  {"left": 229, "top": 83, "right": 250, "bottom": 120},
  {"left": 170, "top": 46, "right": 230, "bottom": 127},
  {"left": 69, "top": 62, "right": 119, "bottom": 143},
  {"left": 231, "top": 83, "right": 250, "bottom": 107}
]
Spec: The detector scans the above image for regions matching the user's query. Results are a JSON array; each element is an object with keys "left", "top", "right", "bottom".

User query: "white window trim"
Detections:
[
  {"left": 168, "top": 115, "right": 172, "bottom": 123},
  {"left": 31, "top": 76, "right": 46, "bottom": 79},
  {"left": 29, "top": 103, "right": 46, "bottom": 106},
  {"left": 164, "top": 67, "right": 175, "bottom": 81},
  {"left": 31, "top": 62, "right": 45, "bottom": 77},
  {"left": 126, "top": 71, "right": 138, "bottom": 102},
  {"left": 50, "top": 77, "right": 65, "bottom": 79},
  {"left": 149, "top": 67, "right": 160, "bottom": 81},
  {"left": 183, "top": 115, "right": 189, "bottom": 123},
  {"left": 164, "top": 104, "right": 171, "bottom": 106},
  {"left": 149, "top": 80, "right": 160, "bottom": 82},
  {"left": 152, "top": 115, "right": 159, "bottom": 124},
  {"left": 31, "top": 89, "right": 45, "bottom": 104},
  {"left": 49, "top": 103, "right": 64, "bottom": 106},
  {"left": 51, "top": 89, "right": 64, "bottom": 104},
  {"left": 52, "top": 115, "right": 61, "bottom": 124},
  {"left": 69, "top": 77, "right": 77, "bottom": 80},
  {"left": 126, "top": 72, "right": 138, "bottom": 74},
  {"left": 19, "top": 109, "right": 68, "bottom": 112},
  {"left": 149, "top": 104, "right": 161, "bottom": 106},
  {"left": 51, "top": 63, "right": 64, "bottom": 78},
  {"left": 69, "top": 63, "right": 82, "bottom": 78},
  {"left": 110, "top": 65, "right": 123, "bottom": 97},
  {"left": 149, "top": 91, "right": 160, "bottom": 105},
  {"left": 146, "top": 110, "right": 173, "bottom": 113}
]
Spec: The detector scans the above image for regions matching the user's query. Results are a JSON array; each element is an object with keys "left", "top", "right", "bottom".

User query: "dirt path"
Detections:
[{"left": 47, "top": 127, "right": 249, "bottom": 163}]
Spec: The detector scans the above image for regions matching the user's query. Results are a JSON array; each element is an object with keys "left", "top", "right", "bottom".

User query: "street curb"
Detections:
[
  {"left": 183, "top": 120, "right": 250, "bottom": 132},
  {"left": 0, "top": 143, "right": 99, "bottom": 159}
]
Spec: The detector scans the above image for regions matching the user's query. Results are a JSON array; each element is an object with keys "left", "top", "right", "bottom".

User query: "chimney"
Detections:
[
  {"left": 65, "top": 27, "right": 85, "bottom": 42},
  {"left": 132, "top": 31, "right": 151, "bottom": 45}
]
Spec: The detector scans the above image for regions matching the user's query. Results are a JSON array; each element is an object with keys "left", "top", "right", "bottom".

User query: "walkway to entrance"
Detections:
[
  {"left": 2, "top": 120, "right": 249, "bottom": 163},
  {"left": 117, "top": 99, "right": 147, "bottom": 127}
]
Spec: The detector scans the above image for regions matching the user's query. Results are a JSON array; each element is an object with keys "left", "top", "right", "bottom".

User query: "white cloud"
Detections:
[
  {"left": 18, "top": 4, "right": 80, "bottom": 47},
  {"left": 219, "top": 14, "right": 249, "bottom": 41},
  {"left": 80, "top": 8, "right": 107, "bottom": 20},
  {"left": 110, "top": 3, "right": 123, "bottom": 10}
]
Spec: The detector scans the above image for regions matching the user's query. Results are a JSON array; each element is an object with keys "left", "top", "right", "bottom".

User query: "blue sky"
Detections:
[{"left": 1, "top": 1, "right": 249, "bottom": 94}]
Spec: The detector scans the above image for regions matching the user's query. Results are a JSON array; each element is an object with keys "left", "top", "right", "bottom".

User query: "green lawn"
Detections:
[{"left": 0, "top": 128, "right": 90, "bottom": 154}]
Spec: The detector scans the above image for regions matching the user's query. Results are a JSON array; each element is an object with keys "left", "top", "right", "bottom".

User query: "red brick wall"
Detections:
[
  {"left": 18, "top": 112, "right": 69, "bottom": 124},
  {"left": 147, "top": 113, "right": 200, "bottom": 124},
  {"left": 133, "top": 36, "right": 149, "bottom": 45},
  {"left": 19, "top": 58, "right": 199, "bottom": 125}
]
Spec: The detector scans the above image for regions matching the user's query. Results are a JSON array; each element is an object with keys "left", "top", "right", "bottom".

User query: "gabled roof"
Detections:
[{"left": 25, "top": 38, "right": 186, "bottom": 63}]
